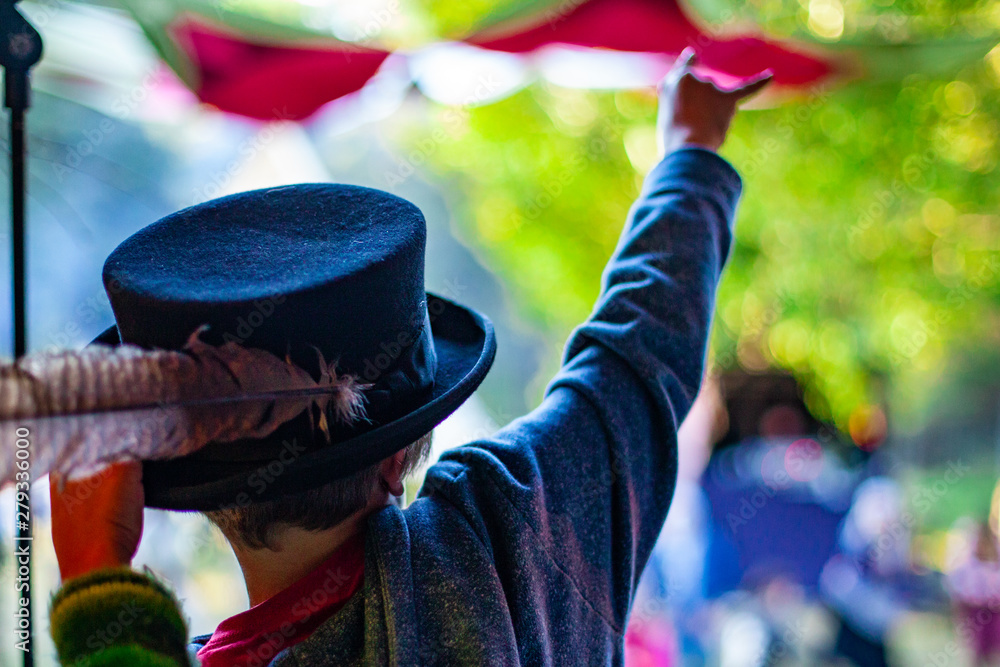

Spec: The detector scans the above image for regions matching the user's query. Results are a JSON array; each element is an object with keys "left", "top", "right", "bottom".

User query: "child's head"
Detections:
[
  {"left": 99, "top": 183, "right": 494, "bottom": 514},
  {"left": 202, "top": 432, "right": 433, "bottom": 550}
]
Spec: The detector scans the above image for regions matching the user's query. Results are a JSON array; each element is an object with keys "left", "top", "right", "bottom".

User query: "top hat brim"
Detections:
[{"left": 92, "top": 293, "right": 496, "bottom": 511}]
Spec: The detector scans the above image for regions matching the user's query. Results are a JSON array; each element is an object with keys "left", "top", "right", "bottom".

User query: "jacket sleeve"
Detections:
[
  {"left": 422, "top": 147, "right": 741, "bottom": 631},
  {"left": 49, "top": 566, "right": 192, "bottom": 666}
]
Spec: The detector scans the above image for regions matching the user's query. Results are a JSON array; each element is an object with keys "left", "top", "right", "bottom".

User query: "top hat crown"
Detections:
[{"left": 98, "top": 183, "right": 495, "bottom": 510}]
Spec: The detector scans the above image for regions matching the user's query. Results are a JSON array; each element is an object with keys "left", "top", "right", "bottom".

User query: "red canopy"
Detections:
[
  {"left": 162, "top": 0, "right": 838, "bottom": 120},
  {"left": 171, "top": 18, "right": 390, "bottom": 121},
  {"left": 470, "top": 0, "right": 833, "bottom": 87}
]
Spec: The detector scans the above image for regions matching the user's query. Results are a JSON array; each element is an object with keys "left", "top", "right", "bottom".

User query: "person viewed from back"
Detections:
[
  {"left": 48, "top": 49, "right": 771, "bottom": 666},
  {"left": 948, "top": 519, "right": 1000, "bottom": 666}
]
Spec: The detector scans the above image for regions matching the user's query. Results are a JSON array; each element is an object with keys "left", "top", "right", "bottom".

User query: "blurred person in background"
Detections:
[
  {"left": 820, "top": 477, "right": 948, "bottom": 667},
  {"left": 947, "top": 519, "right": 1000, "bottom": 666},
  {"left": 700, "top": 372, "right": 851, "bottom": 666},
  {"left": 701, "top": 372, "right": 852, "bottom": 601},
  {"left": 628, "top": 371, "right": 850, "bottom": 667}
]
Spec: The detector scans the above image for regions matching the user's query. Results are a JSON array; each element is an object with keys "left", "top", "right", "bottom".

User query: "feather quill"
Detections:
[{"left": 0, "top": 326, "right": 367, "bottom": 486}]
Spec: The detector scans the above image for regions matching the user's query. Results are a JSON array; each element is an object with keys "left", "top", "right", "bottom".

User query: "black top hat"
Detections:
[{"left": 96, "top": 183, "right": 496, "bottom": 511}]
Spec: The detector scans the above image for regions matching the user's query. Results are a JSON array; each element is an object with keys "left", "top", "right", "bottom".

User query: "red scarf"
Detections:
[{"left": 197, "top": 533, "right": 365, "bottom": 667}]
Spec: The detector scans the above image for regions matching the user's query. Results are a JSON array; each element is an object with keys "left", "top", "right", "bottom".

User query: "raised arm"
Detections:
[{"left": 423, "top": 51, "right": 771, "bottom": 631}]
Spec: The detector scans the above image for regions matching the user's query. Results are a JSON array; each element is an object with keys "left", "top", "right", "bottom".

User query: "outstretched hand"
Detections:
[
  {"left": 50, "top": 460, "right": 144, "bottom": 581},
  {"left": 657, "top": 48, "right": 773, "bottom": 157}
]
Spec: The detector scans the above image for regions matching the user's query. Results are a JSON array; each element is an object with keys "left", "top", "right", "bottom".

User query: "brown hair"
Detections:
[{"left": 203, "top": 432, "right": 433, "bottom": 550}]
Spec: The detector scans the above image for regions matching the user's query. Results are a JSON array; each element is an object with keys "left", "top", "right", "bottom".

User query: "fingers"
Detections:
[
  {"left": 660, "top": 51, "right": 773, "bottom": 104},
  {"left": 662, "top": 47, "right": 697, "bottom": 87},
  {"left": 674, "top": 47, "right": 697, "bottom": 70},
  {"left": 728, "top": 70, "right": 774, "bottom": 100}
]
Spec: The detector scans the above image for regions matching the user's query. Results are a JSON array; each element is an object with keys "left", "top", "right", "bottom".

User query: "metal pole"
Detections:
[
  {"left": 11, "top": 105, "right": 23, "bottom": 358},
  {"left": 10, "top": 103, "right": 29, "bottom": 667}
]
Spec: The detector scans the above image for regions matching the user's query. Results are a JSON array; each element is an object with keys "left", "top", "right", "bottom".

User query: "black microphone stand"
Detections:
[{"left": 1, "top": 2, "right": 41, "bottom": 666}]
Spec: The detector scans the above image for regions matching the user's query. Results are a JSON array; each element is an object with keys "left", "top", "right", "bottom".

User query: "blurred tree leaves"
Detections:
[
  {"left": 684, "top": 0, "right": 1000, "bottom": 41},
  {"left": 386, "top": 4, "right": 1000, "bottom": 437}
]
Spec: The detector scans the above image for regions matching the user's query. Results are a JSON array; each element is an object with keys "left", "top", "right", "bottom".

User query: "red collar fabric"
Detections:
[{"left": 196, "top": 533, "right": 365, "bottom": 667}]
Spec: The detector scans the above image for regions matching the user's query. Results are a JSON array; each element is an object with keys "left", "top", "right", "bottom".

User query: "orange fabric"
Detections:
[{"left": 50, "top": 462, "right": 144, "bottom": 580}]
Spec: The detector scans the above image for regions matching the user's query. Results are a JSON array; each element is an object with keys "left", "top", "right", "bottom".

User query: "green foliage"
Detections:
[
  {"left": 399, "top": 0, "right": 564, "bottom": 38},
  {"left": 389, "top": 47, "right": 1000, "bottom": 435},
  {"left": 721, "top": 65, "right": 1000, "bottom": 428},
  {"left": 684, "top": 0, "right": 1000, "bottom": 41}
]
